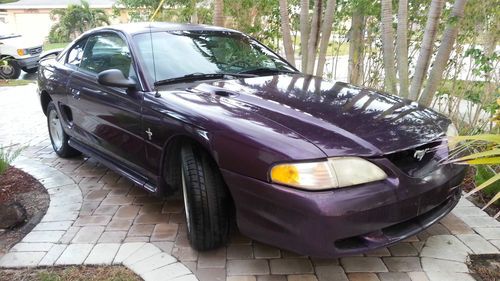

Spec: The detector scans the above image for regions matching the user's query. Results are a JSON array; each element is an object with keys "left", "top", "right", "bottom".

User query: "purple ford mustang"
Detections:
[{"left": 37, "top": 23, "right": 466, "bottom": 257}]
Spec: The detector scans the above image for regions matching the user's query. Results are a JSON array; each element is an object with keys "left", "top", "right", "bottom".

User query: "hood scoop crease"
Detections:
[{"left": 188, "top": 83, "right": 238, "bottom": 97}]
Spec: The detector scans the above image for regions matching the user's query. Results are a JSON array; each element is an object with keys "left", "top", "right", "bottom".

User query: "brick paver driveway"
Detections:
[{"left": 0, "top": 84, "right": 499, "bottom": 281}]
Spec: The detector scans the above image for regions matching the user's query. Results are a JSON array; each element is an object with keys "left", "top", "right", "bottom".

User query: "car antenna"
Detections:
[{"left": 148, "top": 23, "right": 161, "bottom": 98}]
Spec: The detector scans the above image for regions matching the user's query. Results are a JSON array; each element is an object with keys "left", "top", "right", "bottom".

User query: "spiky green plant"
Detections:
[
  {"left": 0, "top": 144, "right": 23, "bottom": 175},
  {"left": 448, "top": 98, "right": 500, "bottom": 218}
]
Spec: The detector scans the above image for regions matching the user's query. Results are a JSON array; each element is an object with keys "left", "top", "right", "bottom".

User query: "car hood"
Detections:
[
  {"left": 0, "top": 35, "right": 42, "bottom": 49},
  {"left": 166, "top": 74, "right": 450, "bottom": 157}
]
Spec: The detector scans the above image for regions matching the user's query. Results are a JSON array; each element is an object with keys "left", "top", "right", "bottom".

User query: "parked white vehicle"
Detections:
[{"left": 0, "top": 23, "right": 43, "bottom": 79}]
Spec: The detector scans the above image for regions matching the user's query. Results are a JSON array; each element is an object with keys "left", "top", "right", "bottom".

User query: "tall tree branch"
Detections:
[
  {"left": 381, "top": 0, "right": 398, "bottom": 95},
  {"left": 279, "top": 0, "right": 296, "bottom": 66},
  {"left": 396, "top": 0, "right": 409, "bottom": 98},
  {"left": 419, "top": 0, "right": 468, "bottom": 107},
  {"left": 408, "top": 0, "right": 445, "bottom": 100},
  {"left": 316, "top": 0, "right": 336, "bottom": 77}
]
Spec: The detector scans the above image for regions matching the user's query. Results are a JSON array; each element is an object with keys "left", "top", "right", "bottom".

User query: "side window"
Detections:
[
  {"left": 80, "top": 33, "right": 133, "bottom": 78},
  {"left": 66, "top": 39, "right": 87, "bottom": 67}
]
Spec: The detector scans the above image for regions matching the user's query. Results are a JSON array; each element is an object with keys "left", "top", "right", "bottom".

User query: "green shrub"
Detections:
[
  {"left": 475, "top": 165, "right": 500, "bottom": 204},
  {"left": 0, "top": 144, "right": 23, "bottom": 175}
]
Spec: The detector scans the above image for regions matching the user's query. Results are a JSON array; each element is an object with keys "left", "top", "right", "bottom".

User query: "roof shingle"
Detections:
[{"left": 0, "top": 0, "right": 116, "bottom": 9}]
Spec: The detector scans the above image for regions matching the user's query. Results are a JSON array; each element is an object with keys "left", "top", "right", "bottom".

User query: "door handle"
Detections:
[
  {"left": 82, "top": 87, "right": 103, "bottom": 95},
  {"left": 70, "top": 88, "right": 81, "bottom": 100}
]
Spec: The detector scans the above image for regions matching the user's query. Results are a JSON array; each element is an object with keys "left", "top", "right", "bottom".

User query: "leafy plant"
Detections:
[
  {"left": 0, "top": 144, "right": 23, "bottom": 175},
  {"left": 448, "top": 99, "right": 500, "bottom": 218},
  {"left": 475, "top": 165, "right": 500, "bottom": 200},
  {"left": 49, "top": 0, "right": 110, "bottom": 43}
]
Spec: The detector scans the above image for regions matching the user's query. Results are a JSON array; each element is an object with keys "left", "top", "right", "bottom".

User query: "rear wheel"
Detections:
[
  {"left": 46, "top": 102, "right": 80, "bottom": 158},
  {"left": 180, "top": 142, "right": 230, "bottom": 250},
  {"left": 0, "top": 59, "right": 21, "bottom": 79}
]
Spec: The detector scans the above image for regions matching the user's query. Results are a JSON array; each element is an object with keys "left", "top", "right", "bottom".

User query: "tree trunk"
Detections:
[
  {"left": 408, "top": 0, "right": 445, "bottom": 101},
  {"left": 315, "top": 0, "right": 336, "bottom": 77},
  {"left": 300, "top": 0, "right": 310, "bottom": 72},
  {"left": 305, "top": 0, "right": 322, "bottom": 74},
  {"left": 419, "top": 0, "right": 467, "bottom": 107},
  {"left": 396, "top": 0, "right": 409, "bottom": 98},
  {"left": 190, "top": 0, "right": 198, "bottom": 24},
  {"left": 472, "top": 28, "right": 497, "bottom": 126},
  {"left": 279, "top": 0, "right": 296, "bottom": 66},
  {"left": 213, "top": 0, "right": 224, "bottom": 27},
  {"left": 348, "top": 8, "right": 365, "bottom": 85},
  {"left": 380, "top": 0, "right": 397, "bottom": 95}
]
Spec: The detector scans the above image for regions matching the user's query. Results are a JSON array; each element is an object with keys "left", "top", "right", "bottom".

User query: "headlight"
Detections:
[
  {"left": 270, "top": 157, "right": 387, "bottom": 190},
  {"left": 446, "top": 123, "right": 459, "bottom": 150},
  {"left": 17, "top": 49, "right": 27, "bottom": 56}
]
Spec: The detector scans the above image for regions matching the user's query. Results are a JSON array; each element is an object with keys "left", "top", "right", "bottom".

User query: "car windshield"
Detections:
[{"left": 133, "top": 31, "right": 296, "bottom": 84}]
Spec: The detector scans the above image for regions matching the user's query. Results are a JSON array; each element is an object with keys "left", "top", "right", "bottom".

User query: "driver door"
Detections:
[{"left": 67, "top": 32, "right": 145, "bottom": 173}]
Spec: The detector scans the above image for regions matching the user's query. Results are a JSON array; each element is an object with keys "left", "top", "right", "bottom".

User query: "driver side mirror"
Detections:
[{"left": 97, "top": 69, "right": 136, "bottom": 89}]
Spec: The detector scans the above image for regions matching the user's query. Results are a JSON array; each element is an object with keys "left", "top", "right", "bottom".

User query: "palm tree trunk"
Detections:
[
  {"left": 419, "top": 0, "right": 467, "bottom": 107},
  {"left": 315, "top": 0, "right": 336, "bottom": 77},
  {"left": 348, "top": 8, "right": 364, "bottom": 85},
  {"left": 381, "top": 0, "right": 397, "bottom": 95},
  {"left": 190, "top": 0, "right": 198, "bottom": 23},
  {"left": 279, "top": 0, "right": 296, "bottom": 67},
  {"left": 306, "top": 0, "right": 322, "bottom": 74},
  {"left": 408, "top": 0, "right": 445, "bottom": 101},
  {"left": 213, "top": 0, "right": 224, "bottom": 27},
  {"left": 396, "top": 0, "right": 409, "bottom": 98},
  {"left": 300, "top": 0, "right": 310, "bottom": 72}
]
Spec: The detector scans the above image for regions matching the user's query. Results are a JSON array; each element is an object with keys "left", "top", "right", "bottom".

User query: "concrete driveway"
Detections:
[{"left": 0, "top": 84, "right": 499, "bottom": 281}]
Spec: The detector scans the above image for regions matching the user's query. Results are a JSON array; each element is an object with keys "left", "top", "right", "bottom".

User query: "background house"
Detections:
[{"left": 0, "top": 0, "right": 127, "bottom": 43}]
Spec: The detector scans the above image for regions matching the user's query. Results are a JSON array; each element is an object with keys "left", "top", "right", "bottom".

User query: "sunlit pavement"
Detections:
[{"left": 0, "top": 84, "right": 498, "bottom": 281}]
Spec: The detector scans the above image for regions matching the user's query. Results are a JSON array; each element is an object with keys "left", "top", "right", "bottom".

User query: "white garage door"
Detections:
[{"left": 14, "top": 12, "right": 52, "bottom": 43}]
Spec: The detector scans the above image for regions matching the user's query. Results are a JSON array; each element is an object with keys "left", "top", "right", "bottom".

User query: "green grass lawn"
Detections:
[
  {"left": 0, "top": 80, "right": 34, "bottom": 86},
  {"left": 0, "top": 0, "right": 18, "bottom": 3},
  {"left": 43, "top": 42, "right": 69, "bottom": 51}
]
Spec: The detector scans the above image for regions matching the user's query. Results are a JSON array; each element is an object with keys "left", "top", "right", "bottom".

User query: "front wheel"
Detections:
[
  {"left": 46, "top": 102, "right": 80, "bottom": 158},
  {"left": 0, "top": 59, "right": 21, "bottom": 79},
  {"left": 180, "top": 143, "right": 230, "bottom": 251}
]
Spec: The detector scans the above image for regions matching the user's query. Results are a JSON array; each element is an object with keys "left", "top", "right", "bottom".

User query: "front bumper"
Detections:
[
  {"left": 16, "top": 55, "right": 40, "bottom": 70},
  {"left": 222, "top": 161, "right": 466, "bottom": 257}
]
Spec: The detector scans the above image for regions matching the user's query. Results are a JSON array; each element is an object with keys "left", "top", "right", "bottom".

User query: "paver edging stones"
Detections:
[
  {"left": 0, "top": 156, "right": 199, "bottom": 281},
  {"left": 0, "top": 141, "right": 499, "bottom": 281}
]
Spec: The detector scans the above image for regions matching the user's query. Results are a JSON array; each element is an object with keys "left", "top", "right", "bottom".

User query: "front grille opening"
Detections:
[
  {"left": 334, "top": 236, "right": 366, "bottom": 250},
  {"left": 29, "top": 47, "right": 43, "bottom": 56},
  {"left": 386, "top": 141, "right": 442, "bottom": 177},
  {"left": 334, "top": 192, "right": 457, "bottom": 251}
]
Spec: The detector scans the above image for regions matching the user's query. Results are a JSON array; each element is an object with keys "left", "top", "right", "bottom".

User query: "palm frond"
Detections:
[{"left": 465, "top": 173, "right": 500, "bottom": 197}]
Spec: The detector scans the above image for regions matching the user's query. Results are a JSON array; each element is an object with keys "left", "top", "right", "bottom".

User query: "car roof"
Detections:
[{"left": 92, "top": 22, "right": 241, "bottom": 36}]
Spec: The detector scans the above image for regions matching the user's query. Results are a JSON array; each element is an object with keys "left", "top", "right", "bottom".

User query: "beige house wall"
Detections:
[{"left": 0, "top": 8, "right": 128, "bottom": 43}]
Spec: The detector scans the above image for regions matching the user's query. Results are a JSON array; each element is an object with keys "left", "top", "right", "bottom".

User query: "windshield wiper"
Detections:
[
  {"left": 238, "top": 68, "right": 298, "bottom": 75},
  {"left": 154, "top": 72, "right": 254, "bottom": 86}
]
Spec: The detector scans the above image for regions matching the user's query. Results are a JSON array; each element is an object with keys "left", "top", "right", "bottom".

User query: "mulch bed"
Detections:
[
  {"left": 468, "top": 254, "right": 500, "bottom": 281},
  {"left": 0, "top": 166, "right": 49, "bottom": 255},
  {"left": 0, "top": 265, "right": 142, "bottom": 281},
  {"left": 461, "top": 167, "right": 500, "bottom": 220}
]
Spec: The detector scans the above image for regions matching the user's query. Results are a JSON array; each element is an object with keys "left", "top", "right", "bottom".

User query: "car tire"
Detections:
[
  {"left": 46, "top": 102, "right": 81, "bottom": 158},
  {"left": 180, "top": 142, "right": 230, "bottom": 251},
  {"left": 0, "top": 59, "right": 21, "bottom": 79},
  {"left": 23, "top": 67, "right": 38, "bottom": 74}
]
